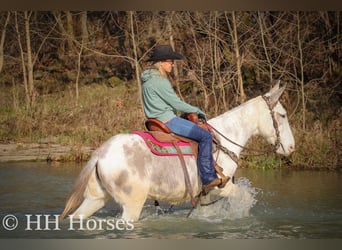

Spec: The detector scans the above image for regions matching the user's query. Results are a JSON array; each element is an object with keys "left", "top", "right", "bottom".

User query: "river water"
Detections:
[{"left": 0, "top": 161, "right": 341, "bottom": 239}]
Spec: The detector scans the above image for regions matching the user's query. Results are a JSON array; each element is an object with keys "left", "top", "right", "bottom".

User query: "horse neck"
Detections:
[{"left": 208, "top": 96, "right": 264, "bottom": 156}]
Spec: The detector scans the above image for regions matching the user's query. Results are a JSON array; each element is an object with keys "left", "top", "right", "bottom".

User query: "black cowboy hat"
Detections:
[{"left": 147, "top": 45, "right": 185, "bottom": 62}]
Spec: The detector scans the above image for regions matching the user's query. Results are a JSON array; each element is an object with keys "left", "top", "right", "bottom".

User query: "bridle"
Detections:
[
  {"left": 209, "top": 95, "right": 285, "bottom": 163},
  {"left": 261, "top": 95, "right": 285, "bottom": 153}
]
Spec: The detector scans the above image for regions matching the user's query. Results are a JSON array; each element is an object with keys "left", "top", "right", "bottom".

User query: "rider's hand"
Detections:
[{"left": 197, "top": 110, "right": 207, "bottom": 122}]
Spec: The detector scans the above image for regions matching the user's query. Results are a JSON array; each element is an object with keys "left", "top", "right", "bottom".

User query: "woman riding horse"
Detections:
[{"left": 141, "top": 45, "right": 229, "bottom": 192}]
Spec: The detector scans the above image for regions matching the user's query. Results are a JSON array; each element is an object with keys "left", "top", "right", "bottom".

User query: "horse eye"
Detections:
[{"left": 279, "top": 113, "right": 286, "bottom": 118}]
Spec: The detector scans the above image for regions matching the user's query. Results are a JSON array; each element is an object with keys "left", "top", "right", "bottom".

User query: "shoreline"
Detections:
[
  {"left": 0, "top": 143, "right": 94, "bottom": 162},
  {"left": 0, "top": 142, "right": 339, "bottom": 170}
]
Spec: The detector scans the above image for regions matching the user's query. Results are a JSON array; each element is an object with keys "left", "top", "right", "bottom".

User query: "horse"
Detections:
[{"left": 60, "top": 82, "right": 295, "bottom": 222}]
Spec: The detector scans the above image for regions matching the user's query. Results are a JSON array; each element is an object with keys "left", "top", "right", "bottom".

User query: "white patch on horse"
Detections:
[{"left": 122, "top": 137, "right": 150, "bottom": 179}]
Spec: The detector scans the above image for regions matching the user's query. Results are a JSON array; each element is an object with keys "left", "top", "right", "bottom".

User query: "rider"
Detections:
[{"left": 141, "top": 44, "right": 229, "bottom": 192}]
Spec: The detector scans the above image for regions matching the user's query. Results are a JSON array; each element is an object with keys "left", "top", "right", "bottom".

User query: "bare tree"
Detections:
[
  {"left": 296, "top": 12, "right": 306, "bottom": 130},
  {"left": 66, "top": 11, "right": 75, "bottom": 55},
  {"left": 80, "top": 11, "right": 89, "bottom": 46},
  {"left": 207, "top": 12, "right": 219, "bottom": 114},
  {"left": 24, "top": 11, "right": 34, "bottom": 103},
  {"left": 225, "top": 11, "right": 246, "bottom": 103},
  {"left": 167, "top": 12, "right": 183, "bottom": 100},
  {"left": 75, "top": 42, "right": 83, "bottom": 106},
  {"left": 319, "top": 11, "right": 340, "bottom": 75},
  {"left": 258, "top": 11, "right": 274, "bottom": 83},
  {"left": 53, "top": 11, "right": 67, "bottom": 56},
  {"left": 129, "top": 11, "right": 142, "bottom": 107},
  {"left": 14, "top": 11, "right": 35, "bottom": 109},
  {"left": 183, "top": 12, "right": 210, "bottom": 111},
  {"left": 1, "top": 11, "right": 340, "bottom": 124},
  {"left": 0, "top": 12, "right": 10, "bottom": 73}
]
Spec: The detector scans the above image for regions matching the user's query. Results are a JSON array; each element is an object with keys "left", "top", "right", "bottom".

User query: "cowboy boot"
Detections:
[
  {"left": 213, "top": 163, "right": 230, "bottom": 188},
  {"left": 202, "top": 175, "right": 230, "bottom": 195}
]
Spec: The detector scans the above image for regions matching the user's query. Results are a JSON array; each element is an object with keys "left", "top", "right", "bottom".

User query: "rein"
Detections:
[{"left": 209, "top": 95, "right": 283, "bottom": 160}]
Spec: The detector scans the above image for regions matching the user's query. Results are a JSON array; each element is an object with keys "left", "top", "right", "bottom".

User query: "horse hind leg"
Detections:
[
  {"left": 70, "top": 167, "right": 110, "bottom": 219},
  {"left": 76, "top": 161, "right": 149, "bottom": 221},
  {"left": 120, "top": 195, "right": 147, "bottom": 222},
  {"left": 105, "top": 183, "right": 149, "bottom": 222},
  {"left": 70, "top": 197, "right": 109, "bottom": 219},
  {"left": 102, "top": 173, "right": 149, "bottom": 221}
]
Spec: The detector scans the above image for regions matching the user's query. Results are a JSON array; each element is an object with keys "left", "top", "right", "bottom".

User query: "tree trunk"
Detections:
[
  {"left": 129, "top": 11, "right": 142, "bottom": 108},
  {"left": 24, "top": 11, "right": 35, "bottom": 107},
  {"left": 296, "top": 12, "right": 306, "bottom": 131},
  {"left": 209, "top": 12, "right": 218, "bottom": 114},
  {"left": 186, "top": 12, "right": 209, "bottom": 112},
  {"left": 53, "top": 11, "right": 66, "bottom": 57},
  {"left": 14, "top": 12, "right": 29, "bottom": 109},
  {"left": 0, "top": 12, "right": 10, "bottom": 73},
  {"left": 213, "top": 11, "right": 227, "bottom": 111},
  {"left": 80, "top": 11, "right": 88, "bottom": 46},
  {"left": 258, "top": 11, "right": 273, "bottom": 83},
  {"left": 75, "top": 43, "right": 83, "bottom": 106},
  {"left": 168, "top": 12, "right": 183, "bottom": 100},
  {"left": 65, "top": 11, "right": 75, "bottom": 55},
  {"left": 229, "top": 11, "right": 246, "bottom": 103}
]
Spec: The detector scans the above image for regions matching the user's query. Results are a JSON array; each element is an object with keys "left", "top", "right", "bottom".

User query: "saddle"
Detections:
[{"left": 142, "top": 113, "right": 229, "bottom": 206}]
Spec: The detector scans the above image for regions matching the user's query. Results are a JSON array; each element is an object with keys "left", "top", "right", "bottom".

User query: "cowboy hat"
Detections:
[{"left": 147, "top": 45, "right": 185, "bottom": 62}]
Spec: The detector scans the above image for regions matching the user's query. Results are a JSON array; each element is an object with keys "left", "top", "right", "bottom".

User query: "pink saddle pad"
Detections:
[{"left": 132, "top": 131, "right": 194, "bottom": 156}]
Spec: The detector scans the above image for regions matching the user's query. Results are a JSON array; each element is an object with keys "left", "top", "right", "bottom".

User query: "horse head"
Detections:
[{"left": 258, "top": 81, "right": 295, "bottom": 156}]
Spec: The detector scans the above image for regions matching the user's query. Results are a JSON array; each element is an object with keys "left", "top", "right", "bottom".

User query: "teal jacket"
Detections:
[{"left": 141, "top": 69, "right": 204, "bottom": 122}]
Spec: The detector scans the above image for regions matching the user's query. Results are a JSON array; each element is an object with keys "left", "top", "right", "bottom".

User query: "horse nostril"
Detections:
[{"left": 288, "top": 145, "right": 295, "bottom": 152}]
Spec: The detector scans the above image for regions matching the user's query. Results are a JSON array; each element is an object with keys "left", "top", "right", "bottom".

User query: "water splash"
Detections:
[{"left": 189, "top": 177, "right": 258, "bottom": 221}]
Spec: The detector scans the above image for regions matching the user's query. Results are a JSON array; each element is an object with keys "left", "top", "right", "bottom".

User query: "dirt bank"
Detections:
[{"left": 0, "top": 142, "right": 94, "bottom": 162}]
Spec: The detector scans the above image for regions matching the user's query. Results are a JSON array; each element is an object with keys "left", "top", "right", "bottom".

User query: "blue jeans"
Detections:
[{"left": 166, "top": 117, "right": 217, "bottom": 185}]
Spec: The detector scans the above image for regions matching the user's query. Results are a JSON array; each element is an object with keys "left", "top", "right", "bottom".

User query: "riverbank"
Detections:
[
  {"left": 0, "top": 140, "right": 339, "bottom": 171},
  {"left": 0, "top": 142, "right": 93, "bottom": 162},
  {"left": 0, "top": 84, "right": 340, "bottom": 169}
]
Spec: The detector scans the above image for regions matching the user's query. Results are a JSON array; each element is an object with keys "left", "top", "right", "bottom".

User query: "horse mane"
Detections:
[
  {"left": 228, "top": 96, "right": 260, "bottom": 112},
  {"left": 210, "top": 95, "right": 262, "bottom": 122}
]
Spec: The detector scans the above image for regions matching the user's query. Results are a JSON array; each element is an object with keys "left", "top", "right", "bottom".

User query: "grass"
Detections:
[
  {"left": 0, "top": 82, "right": 145, "bottom": 147},
  {"left": 0, "top": 81, "right": 340, "bottom": 170}
]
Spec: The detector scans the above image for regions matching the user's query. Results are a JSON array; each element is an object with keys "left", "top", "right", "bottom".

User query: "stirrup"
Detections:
[
  {"left": 217, "top": 176, "right": 230, "bottom": 188},
  {"left": 213, "top": 163, "right": 230, "bottom": 188},
  {"left": 202, "top": 176, "right": 230, "bottom": 195}
]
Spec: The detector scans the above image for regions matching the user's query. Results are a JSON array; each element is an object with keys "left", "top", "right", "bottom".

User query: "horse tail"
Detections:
[{"left": 60, "top": 155, "right": 98, "bottom": 220}]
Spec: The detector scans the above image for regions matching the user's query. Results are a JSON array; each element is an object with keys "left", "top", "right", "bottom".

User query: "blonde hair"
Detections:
[{"left": 153, "top": 62, "right": 167, "bottom": 77}]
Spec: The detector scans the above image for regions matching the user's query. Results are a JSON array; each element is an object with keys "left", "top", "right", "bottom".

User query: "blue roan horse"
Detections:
[{"left": 60, "top": 82, "right": 295, "bottom": 221}]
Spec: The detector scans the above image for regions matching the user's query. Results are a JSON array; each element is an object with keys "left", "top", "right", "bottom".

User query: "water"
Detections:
[{"left": 0, "top": 161, "right": 341, "bottom": 239}]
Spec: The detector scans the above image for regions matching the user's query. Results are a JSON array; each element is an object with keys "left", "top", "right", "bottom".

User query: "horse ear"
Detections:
[
  {"left": 269, "top": 80, "right": 280, "bottom": 95},
  {"left": 269, "top": 82, "right": 287, "bottom": 108}
]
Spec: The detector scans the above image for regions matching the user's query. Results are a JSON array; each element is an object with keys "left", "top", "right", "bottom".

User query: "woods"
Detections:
[{"left": 0, "top": 11, "right": 340, "bottom": 168}]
